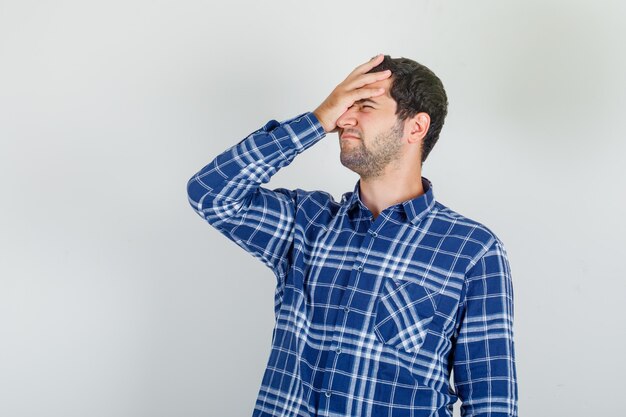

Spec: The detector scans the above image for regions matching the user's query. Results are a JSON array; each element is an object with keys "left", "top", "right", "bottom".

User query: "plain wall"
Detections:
[{"left": 1, "top": 0, "right": 625, "bottom": 416}]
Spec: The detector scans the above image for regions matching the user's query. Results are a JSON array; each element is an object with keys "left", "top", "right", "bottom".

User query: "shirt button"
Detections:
[
  {"left": 325, "top": 390, "right": 331, "bottom": 397},
  {"left": 357, "top": 265, "right": 363, "bottom": 271},
  {"left": 336, "top": 348, "right": 342, "bottom": 354},
  {"left": 370, "top": 231, "right": 378, "bottom": 237},
  {"left": 343, "top": 306, "right": 350, "bottom": 313}
]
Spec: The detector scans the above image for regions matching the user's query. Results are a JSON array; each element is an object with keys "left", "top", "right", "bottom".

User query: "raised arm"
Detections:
[
  {"left": 186, "top": 54, "right": 393, "bottom": 280},
  {"left": 186, "top": 113, "right": 324, "bottom": 280}
]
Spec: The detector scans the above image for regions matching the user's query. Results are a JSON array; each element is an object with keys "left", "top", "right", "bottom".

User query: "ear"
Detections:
[{"left": 405, "top": 112, "right": 430, "bottom": 145}]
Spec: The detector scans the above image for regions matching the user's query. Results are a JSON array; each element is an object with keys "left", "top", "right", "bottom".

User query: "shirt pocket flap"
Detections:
[{"left": 374, "top": 276, "right": 439, "bottom": 353}]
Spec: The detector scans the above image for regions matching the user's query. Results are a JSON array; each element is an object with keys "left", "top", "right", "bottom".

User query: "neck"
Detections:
[{"left": 359, "top": 170, "right": 424, "bottom": 220}]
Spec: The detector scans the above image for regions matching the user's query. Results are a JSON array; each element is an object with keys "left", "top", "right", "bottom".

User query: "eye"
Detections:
[{"left": 362, "top": 105, "right": 374, "bottom": 109}]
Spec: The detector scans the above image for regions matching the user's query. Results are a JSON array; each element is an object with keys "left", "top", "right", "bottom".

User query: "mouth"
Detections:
[{"left": 340, "top": 133, "right": 361, "bottom": 141}]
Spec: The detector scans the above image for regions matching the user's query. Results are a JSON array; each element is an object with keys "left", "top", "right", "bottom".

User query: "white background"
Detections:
[{"left": 1, "top": 1, "right": 625, "bottom": 416}]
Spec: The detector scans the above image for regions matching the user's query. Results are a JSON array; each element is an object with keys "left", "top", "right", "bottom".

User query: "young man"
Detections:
[{"left": 187, "top": 54, "right": 518, "bottom": 417}]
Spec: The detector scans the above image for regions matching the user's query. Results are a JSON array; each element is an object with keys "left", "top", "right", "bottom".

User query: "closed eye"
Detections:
[{"left": 356, "top": 99, "right": 377, "bottom": 109}]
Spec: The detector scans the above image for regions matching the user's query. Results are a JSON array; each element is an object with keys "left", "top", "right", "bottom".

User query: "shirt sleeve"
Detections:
[
  {"left": 452, "top": 239, "right": 518, "bottom": 417},
  {"left": 186, "top": 112, "right": 325, "bottom": 281}
]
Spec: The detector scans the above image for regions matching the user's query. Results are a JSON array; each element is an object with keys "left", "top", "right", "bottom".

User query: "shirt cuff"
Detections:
[{"left": 261, "top": 112, "right": 326, "bottom": 153}]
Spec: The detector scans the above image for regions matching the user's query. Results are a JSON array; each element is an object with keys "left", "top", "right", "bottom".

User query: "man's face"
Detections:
[{"left": 336, "top": 78, "right": 405, "bottom": 179}]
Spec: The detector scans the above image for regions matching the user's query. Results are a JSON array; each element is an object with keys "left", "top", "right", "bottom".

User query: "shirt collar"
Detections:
[{"left": 344, "top": 176, "right": 436, "bottom": 225}]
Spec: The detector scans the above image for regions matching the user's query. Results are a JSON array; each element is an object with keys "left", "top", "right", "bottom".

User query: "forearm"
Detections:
[{"left": 186, "top": 112, "right": 325, "bottom": 223}]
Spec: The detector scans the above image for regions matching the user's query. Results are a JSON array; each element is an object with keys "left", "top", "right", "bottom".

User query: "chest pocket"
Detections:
[{"left": 373, "top": 276, "right": 439, "bottom": 354}]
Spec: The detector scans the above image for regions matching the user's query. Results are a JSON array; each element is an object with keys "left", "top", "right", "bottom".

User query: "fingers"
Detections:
[
  {"left": 314, "top": 55, "right": 389, "bottom": 132},
  {"left": 347, "top": 69, "right": 391, "bottom": 90},
  {"left": 349, "top": 86, "right": 386, "bottom": 103},
  {"left": 348, "top": 54, "right": 385, "bottom": 77}
]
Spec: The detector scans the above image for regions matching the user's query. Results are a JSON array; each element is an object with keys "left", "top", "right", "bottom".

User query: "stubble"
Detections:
[{"left": 339, "top": 120, "right": 404, "bottom": 180}]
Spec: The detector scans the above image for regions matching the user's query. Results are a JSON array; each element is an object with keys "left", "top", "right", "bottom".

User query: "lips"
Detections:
[{"left": 340, "top": 133, "right": 361, "bottom": 141}]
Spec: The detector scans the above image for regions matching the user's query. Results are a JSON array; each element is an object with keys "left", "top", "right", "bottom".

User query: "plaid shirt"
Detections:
[{"left": 187, "top": 112, "right": 518, "bottom": 417}]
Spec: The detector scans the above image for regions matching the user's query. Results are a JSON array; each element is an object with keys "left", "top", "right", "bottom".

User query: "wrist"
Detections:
[{"left": 312, "top": 108, "right": 334, "bottom": 133}]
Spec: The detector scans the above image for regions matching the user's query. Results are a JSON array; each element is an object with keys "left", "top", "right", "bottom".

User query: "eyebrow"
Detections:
[{"left": 355, "top": 98, "right": 379, "bottom": 105}]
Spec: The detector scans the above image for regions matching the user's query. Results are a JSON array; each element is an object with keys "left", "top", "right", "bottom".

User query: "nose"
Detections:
[{"left": 336, "top": 105, "right": 358, "bottom": 129}]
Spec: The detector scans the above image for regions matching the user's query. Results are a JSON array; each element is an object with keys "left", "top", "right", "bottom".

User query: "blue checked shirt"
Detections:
[{"left": 187, "top": 112, "right": 518, "bottom": 417}]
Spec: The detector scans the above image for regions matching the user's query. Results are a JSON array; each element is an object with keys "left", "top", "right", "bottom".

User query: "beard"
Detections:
[{"left": 339, "top": 119, "right": 404, "bottom": 179}]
